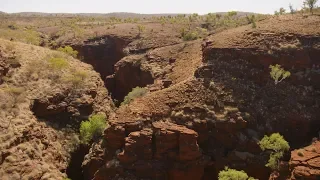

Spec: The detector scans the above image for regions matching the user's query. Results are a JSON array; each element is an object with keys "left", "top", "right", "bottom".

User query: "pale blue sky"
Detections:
[{"left": 0, "top": 0, "right": 314, "bottom": 14}]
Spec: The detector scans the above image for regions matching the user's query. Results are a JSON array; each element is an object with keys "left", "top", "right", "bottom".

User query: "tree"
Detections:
[
  {"left": 80, "top": 113, "right": 107, "bottom": 144},
  {"left": 259, "top": 133, "right": 290, "bottom": 170},
  {"left": 304, "top": 0, "right": 318, "bottom": 14},
  {"left": 218, "top": 167, "right": 255, "bottom": 180},
  {"left": 228, "top": 11, "right": 238, "bottom": 17},
  {"left": 289, "top": 4, "right": 295, "bottom": 14},
  {"left": 279, "top": 7, "right": 286, "bottom": 15},
  {"left": 269, "top": 64, "right": 291, "bottom": 85}
]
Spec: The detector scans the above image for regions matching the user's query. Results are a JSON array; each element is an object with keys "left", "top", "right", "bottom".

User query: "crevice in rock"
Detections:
[
  {"left": 70, "top": 36, "right": 155, "bottom": 102},
  {"left": 66, "top": 144, "right": 90, "bottom": 180},
  {"left": 106, "top": 61, "right": 154, "bottom": 102},
  {"left": 71, "top": 35, "right": 130, "bottom": 79},
  {"left": 151, "top": 133, "right": 157, "bottom": 158}
]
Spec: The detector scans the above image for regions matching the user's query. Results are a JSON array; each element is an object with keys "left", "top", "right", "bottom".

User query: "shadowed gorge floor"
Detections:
[{"left": 66, "top": 145, "right": 90, "bottom": 180}]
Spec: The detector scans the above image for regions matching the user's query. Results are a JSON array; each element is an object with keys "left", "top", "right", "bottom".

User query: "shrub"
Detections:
[
  {"left": 80, "top": 113, "right": 107, "bottom": 145},
  {"left": 121, "top": 87, "right": 147, "bottom": 105},
  {"left": 8, "top": 24, "right": 18, "bottom": 30},
  {"left": 137, "top": 25, "right": 145, "bottom": 37},
  {"left": 246, "top": 15, "right": 256, "bottom": 28},
  {"left": 279, "top": 42, "right": 300, "bottom": 51},
  {"left": 48, "top": 57, "right": 68, "bottom": 70},
  {"left": 279, "top": 8, "right": 286, "bottom": 15},
  {"left": 218, "top": 167, "right": 255, "bottom": 180},
  {"left": 269, "top": 64, "right": 291, "bottom": 85},
  {"left": 183, "top": 31, "right": 199, "bottom": 41},
  {"left": 180, "top": 27, "right": 207, "bottom": 41},
  {"left": 57, "top": 46, "right": 78, "bottom": 58},
  {"left": 228, "top": 11, "right": 238, "bottom": 17},
  {"left": 259, "top": 133, "right": 290, "bottom": 170},
  {"left": 297, "top": 150, "right": 304, "bottom": 157}
]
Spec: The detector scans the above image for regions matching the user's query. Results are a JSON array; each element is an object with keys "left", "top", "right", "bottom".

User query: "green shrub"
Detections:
[
  {"left": 182, "top": 31, "right": 199, "bottom": 41},
  {"left": 269, "top": 64, "right": 291, "bottom": 85},
  {"left": 121, "top": 87, "right": 147, "bottom": 105},
  {"left": 218, "top": 167, "right": 255, "bottom": 180},
  {"left": 80, "top": 113, "right": 107, "bottom": 145},
  {"left": 57, "top": 46, "right": 78, "bottom": 58},
  {"left": 137, "top": 25, "right": 145, "bottom": 37},
  {"left": 259, "top": 133, "right": 290, "bottom": 170},
  {"left": 246, "top": 15, "right": 256, "bottom": 28},
  {"left": 48, "top": 57, "right": 68, "bottom": 70},
  {"left": 180, "top": 27, "right": 208, "bottom": 41},
  {"left": 228, "top": 11, "right": 238, "bottom": 17}
]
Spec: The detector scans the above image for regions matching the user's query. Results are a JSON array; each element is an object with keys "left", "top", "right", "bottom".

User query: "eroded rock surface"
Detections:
[
  {"left": 0, "top": 40, "right": 114, "bottom": 180},
  {"left": 289, "top": 141, "right": 320, "bottom": 180}
]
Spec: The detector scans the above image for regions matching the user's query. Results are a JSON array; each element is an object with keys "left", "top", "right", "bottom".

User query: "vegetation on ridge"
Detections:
[
  {"left": 57, "top": 45, "right": 78, "bottom": 58},
  {"left": 121, "top": 87, "right": 147, "bottom": 105}
]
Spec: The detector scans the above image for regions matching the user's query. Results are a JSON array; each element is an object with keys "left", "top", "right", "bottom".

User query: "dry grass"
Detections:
[{"left": 0, "top": 28, "right": 41, "bottom": 45}]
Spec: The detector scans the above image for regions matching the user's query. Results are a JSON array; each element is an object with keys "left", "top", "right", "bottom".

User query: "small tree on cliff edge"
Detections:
[
  {"left": 259, "top": 133, "right": 290, "bottom": 170},
  {"left": 304, "top": 0, "right": 318, "bottom": 15}
]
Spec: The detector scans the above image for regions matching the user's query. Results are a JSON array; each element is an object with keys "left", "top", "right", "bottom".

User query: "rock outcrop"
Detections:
[
  {"left": 106, "top": 54, "right": 154, "bottom": 101},
  {"left": 0, "top": 40, "right": 114, "bottom": 180},
  {"left": 83, "top": 15, "right": 320, "bottom": 180},
  {"left": 289, "top": 141, "right": 320, "bottom": 179}
]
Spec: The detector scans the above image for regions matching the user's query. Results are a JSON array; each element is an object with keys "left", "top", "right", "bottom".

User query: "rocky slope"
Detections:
[
  {"left": 0, "top": 39, "right": 114, "bottom": 180},
  {"left": 67, "top": 23, "right": 187, "bottom": 101},
  {"left": 82, "top": 15, "right": 320, "bottom": 180}
]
